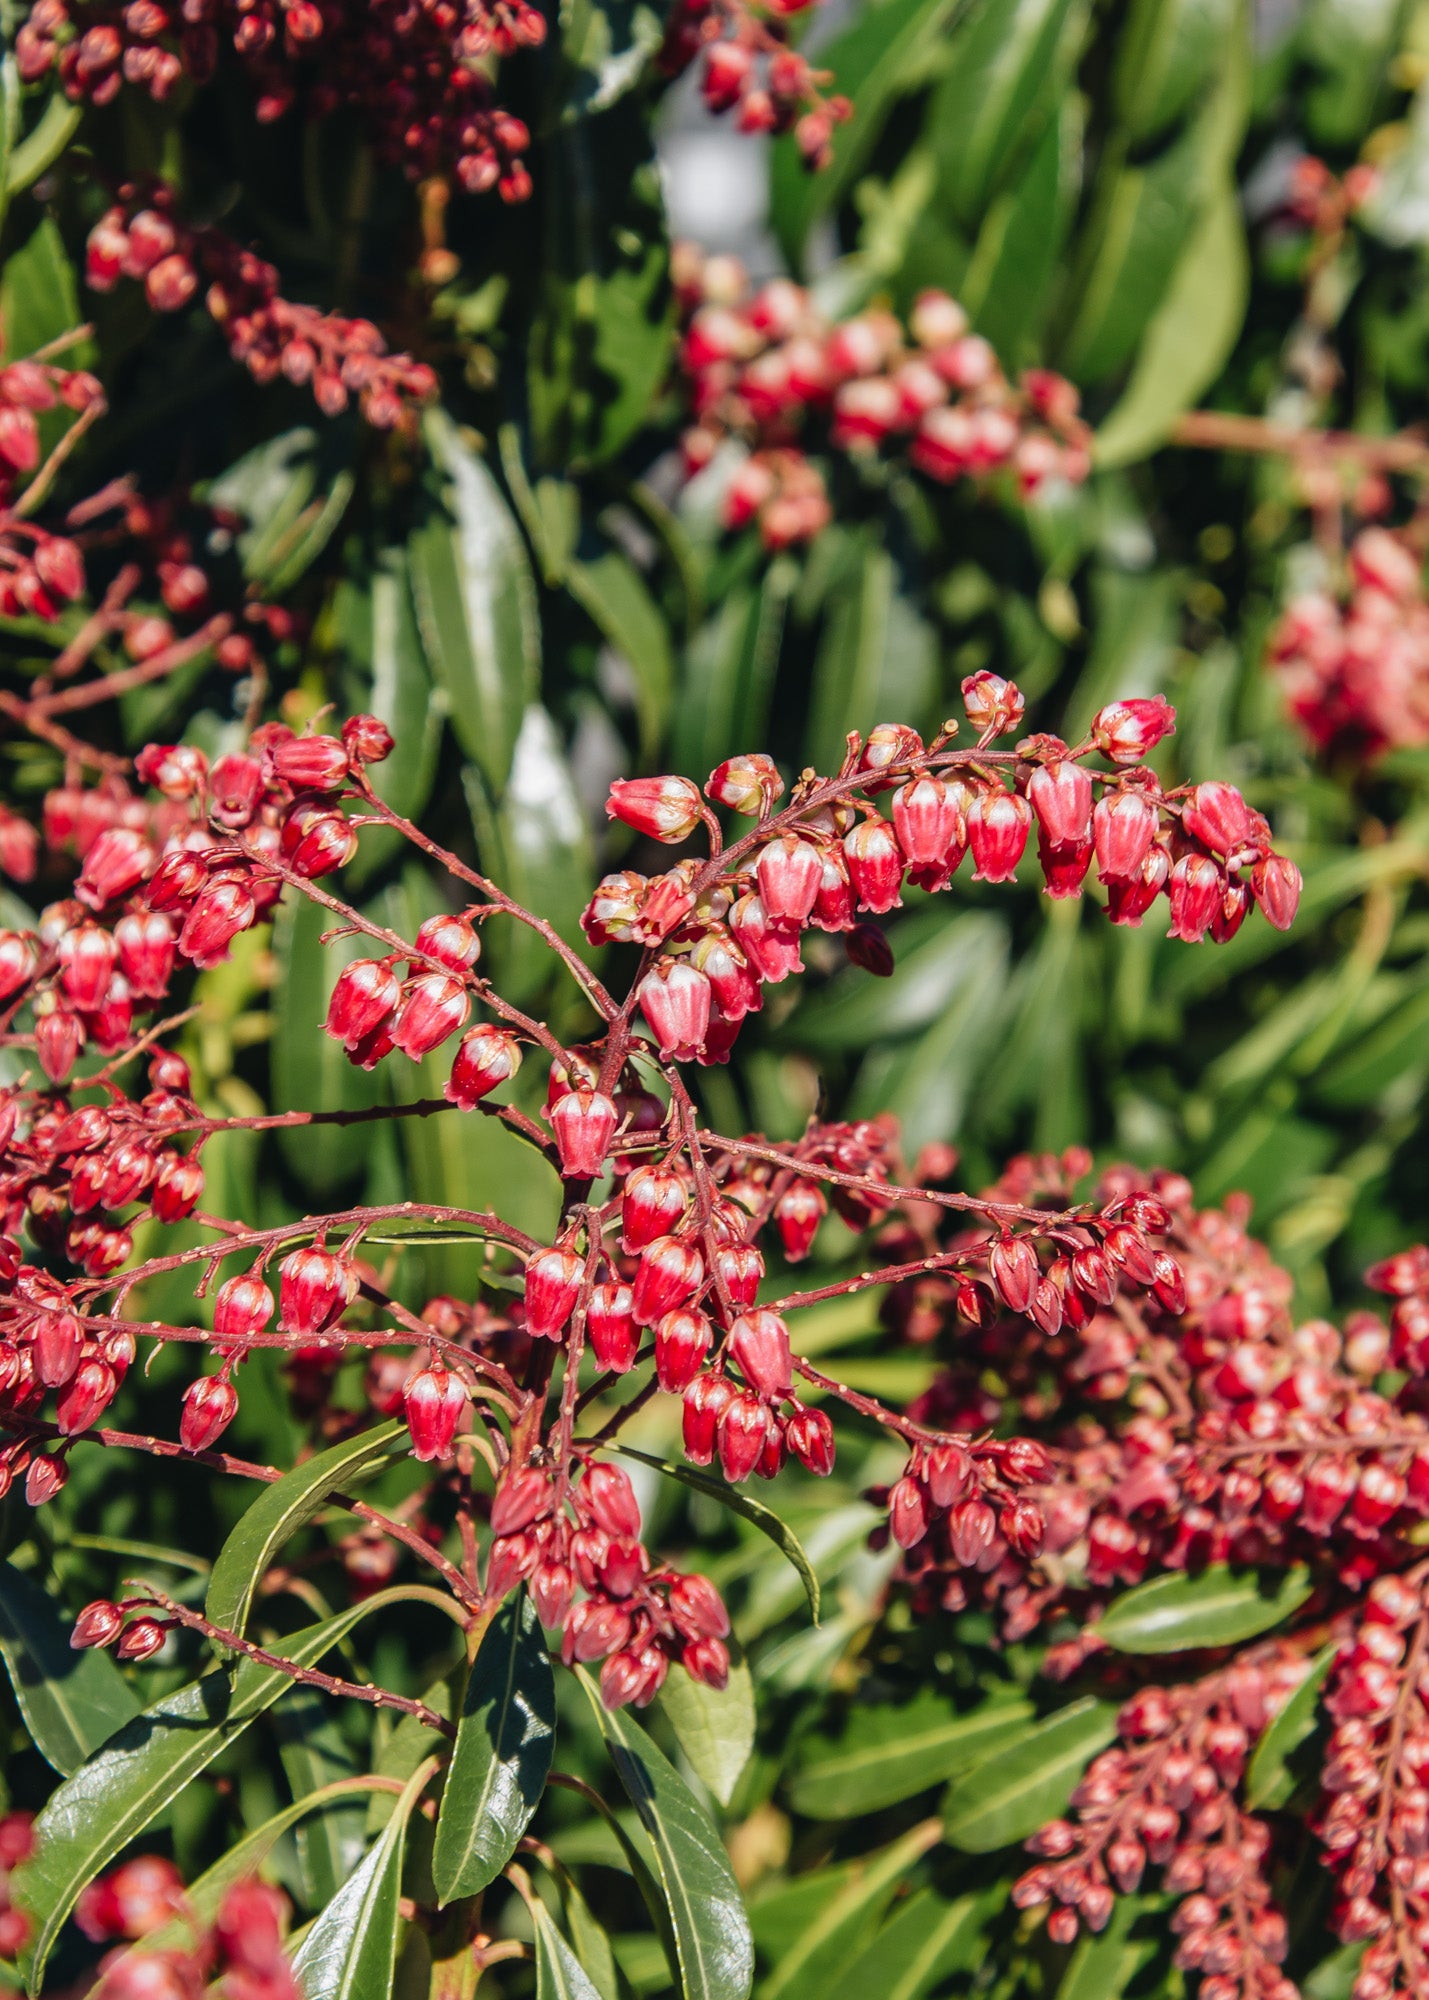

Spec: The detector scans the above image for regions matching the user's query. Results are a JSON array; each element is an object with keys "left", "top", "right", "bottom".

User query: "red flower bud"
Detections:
[
  {"left": 326, "top": 958, "right": 402, "bottom": 1049},
  {"left": 728, "top": 890, "right": 804, "bottom": 982},
  {"left": 72, "top": 1599, "right": 123, "bottom": 1649},
  {"left": 76, "top": 827, "right": 154, "bottom": 908},
  {"left": 281, "top": 805, "right": 358, "bottom": 878},
  {"left": 622, "top": 1165, "right": 688, "bottom": 1251},
  {"left": 655, "top": 1308, "right": 712, "bottom": 1391},
  {"left": 1027, "top": 759, "right": 1093, "bottom": 850},
  {"left": 633, "top": 1234, "right": 705, "bottom": 1325},
  {"left": 116, "top": 1616, "right": 166, "bottom": 1662},
  {"left": 342, "top": 713, "right": 395, "bottom": 764},
  {"left": 756, "top": 834, "right": 823, "bottom": 924},
  {"left": 1250, "top": 853, "right": 1302, "bottom": 931},
  {"left": 178, "top": 876, "right": 257, "bottom": 968},
  {"left": 209, "top": 753, "right": 265, "bottom": 828},
  {"left": 181, "top": 1373, "right": 238, "bottom": 1451},
  {"left": 34, "top": 1311, "right": 82, "bottom": 1388},
  {"left": 213, "top": 1269, "right": 274, "bottom": 1345},
  {"left": 588, "top": 1282, "right": 638, "bottom": 1372},
  {"left": 606, "top": 775, "right": 703, "bottom": 842},
  {"left": 26, "top": 1451, "right": 67, "bottom": 1506},
  {"left": 714, "top": 1240, "right": 764, "bottom": 1309},
  {"left": 583, "top": 1463, "right": 642, "bottom": 1540},
  {"left": 774, "top": 1180, "right": 825, "bottom": 1262},
  {"left": 549, "top": 1088, "right": 619, "bottom": 1179},
  {"left": 270, "top": 734, "right": 350, "bottom": 791},
  {"left": 889, "top": 1473, "right": 929, "bottom": 1548},
  {"left": 718, "top": 1389, "right": 772, "bottom": 1482},
  {"left": 728, "top": 1308, "right": 791, "bottom": 1398},
  {"left": 414, "top": 915, "right": 482, "bottom": 975},
  {"left": 638, "top": 958, "right": 712, "bottom": 1060},
  {"left": 1091, "top": 696, "right": 1176, "bottom": 765},
  {"left": 1167, "top": 853, "right": 1224, "bottom": 943},
  {"left": 990, "top": 1235, "right": 1040, "bottom": 1314},
  {"left": 524, "top": 1247, "right": 583, "bottom": 1339},
  {"left": 390, "top": 971, "right": 469, "bottom": 1058},
  {"left": 56, "top": 1359, "right": 117, "bottom": 1435},
  {"left": 683, "top": 1372, "right": 736, "bottom": 1464},
  {"left": 405, "top": 1362, "right": 468, "bottom": 1462},
  {"left": 1181, "top": 781, "right": 1258, "bottom": 858},
  {"left": 278, "top": 1246, "right": 356, "bottom": 1336},
  {"left": 843, "top": 818, "right": 904, "bottom": 913},
  {"left": 785, "top": 1404, "right": 835, "bottom": 1475},
  {"left": 447, "top": 1023, "right": 522, "bottom": 1106},
  {"left": 707, "top": 754, "right": 784, "bottom": 814},
  {"left": 114, "top": 910, "right": 176, "bottom": 999},
  {"left": 1093, "top": 789, "right": 1158, "bottom": 882},
  {"left": 968, "top": 790, "right": 1031, "bottom": 883},
  {"left": 58, "top": 922, "right": 117, "bottom": 1010}
]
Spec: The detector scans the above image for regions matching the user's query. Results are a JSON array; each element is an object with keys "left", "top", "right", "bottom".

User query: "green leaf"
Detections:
[
  {"left": 656, "top": 1653, "right": 755, "bottom": 1809},
  {"left": 207, "top": 427, "right": 356, "bottom": 594},
  {"left": 1094, "top": 184, "right": 1249, "bottom": 467},
  {"left": 274, "top": 1689, "right": 370, "bottom": 1909},
  {"left": 787, "top": 1688, "right": 1034, "bottom": 1819},
  {"left": 769, "top": 0, "right": 958, "bottom": 268},
  {"left": 1058, "top": 1891, "right": 1168, "bottom": 2000},
  {"left": 1300, "top": 0, "right": 1405, "bottom": 148},
  {"left": 270, "top": 890, "right": 384, "bottom": 1192},
  {"left": 942, "top": 1699, "right": 1119, "bottom": 1852},
  {"left": 411, "top": 409, "right": 539, "bottom": 792},
  {"left": 292, "top": 1757, "right": 436, "bottom": 2000},
  {"left": 566, "top": 544, "right": 673, "bottom": 758},
  {"left": 931, "top": 0, "right": 1085, "bottom": 228},
  {"left": 15, "top": 1592, "right": 418, "bottom": 1992},
  {"left": 1097, "top": 1566, "right": 1314, "bottom": 1655},
  {"left": 533, "top": 1896, "right": 606, "bottom": 2000},
  {"left": 4, "top": 94, "right": 82, "bottom": 198},
  {"left": 612, "top": 1447, "right": 820, "bottom": 1622},
  {"left": 433, "top": 1589, "right": 556, "bottom": 1904},
  {"left": 205, "top": 1421, "right": 406, "bottom": 1640},
  {"left": 582, "top": 1676, "right": 755, "bottom": 2000},
  {"left": 789, "top": 910, "right": 1004, "bottom": 1053},
  {"left": 528, "top": 105, "right": 674, "bottom": 469},
  {"left": 0, "top": 216, "right": 83, "bottom": 369},
  {"left": 803, "top": 537, "right": 937, "bottom": 777},
  {"left": 1245, "top": 1646, "right": 1336, "bottom": 1810},
  {"left": 759, "top": 1821, "right": 942, "bottom": 2000},
  {"left": 1111, "top": 0, "right": 1238, "bottom": 141},
  {"left": 834, "top": 1885, "right": 1001, "bottom": 2000},
  {"left": 959, "top": 93, "right": 1082, "bottom": 365},
  {"left": 671, "top": 564, "right": 792, "bottom": 782},
  {"left": 559, "top": 0, "right": 664, "bottom": 121},
  {"left": 0, "top": 1562, "right": 141, "bottom": 1777}
]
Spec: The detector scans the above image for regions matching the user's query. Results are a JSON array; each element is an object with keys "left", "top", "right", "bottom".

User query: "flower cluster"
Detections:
[
  {"left": 0, "top": 346, "right": 104, "bottom": 619},
  {"left": 75, "top": 1852, "right": 300, "bottom": 1999},
  {"left": 1269, "top": 529, "right": 1429, "bottom": 759},
  {"left": 87, "top": 188, "right": 438, "bottom": 426},
  {"left": 673, "top": 248, "right": 1092, "bottom": 547},
  {"left": 660, "top": 0, "right": 848, "bottom": 169},
  {"left": 1016, "top": 1655, "right": 1304, "bottom": 1992},
  {"left": 18, "top": 0, "right": 535, "bottom": 199}
]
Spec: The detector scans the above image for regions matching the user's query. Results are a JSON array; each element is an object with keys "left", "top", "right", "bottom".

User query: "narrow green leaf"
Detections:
[
  {"left": 581, "top": 1675, "right": 755, "bottom": 2000},
  {"left": 0, "top": 1562, "right": 141, "bottom": 1776},
  {"left": 1111, "top": 0, "right": 1237, "bottom": 140},
  {"left": 670, "top": 563, "right": 791, "bottom": 780},
  {"left": 274, "top": 1688, "right": 369, "bottom": 1908},
  {"left": 1097, "top": 1566, "right": 1314, "bottom": 1655},
  {"left": 760, "top": 1821, "right": 942, "bottom": 2000},
  {"left": 15, "top": 1591, "right": 421, "bottom": 1992},
  {"left": 432, "top": 1589, "right": 556, "bottom": 1904},
  {"left": 4, "top": 94, "right": 82, "bottom": 197},
  {"left": 270, "top": 890, "right": 383, "bottom": 1192},
  {"left": 206, "top": 1420, "right": 406, "bottom": 1639},
  {"left": 566, "top": 545, "right": 673, "bottom": 758},
  {"left": 207, "top": 427, "right": 355, "bottom": 593},
  {"left": 834, "top": 1885, "right": 1001, "bottom": 2000},
  {"left": 533, "top": 1896, "right": 606, "bottom": 2000},
  {"left": 942, "top": 1700, "right": 1119, "bottom": 1852},
  {"left": 656, "top": 1654, "right": 755, "bottom": 1809},
  {"left": 1058, "top": 1891, "right": 1168, "bottom": 2000},
  {"left": 803, "top": 538, "right": 936, "bottom": 779},
  {"left": 292, "top": 1756, "right": 436, "bottom": 2000},
  {"left": 787, "top": 1688, "right": 1034, "bottom": 1819},
  {"left": 612, "top": 1447, "right": 819, "bottom": 1622},
  {"left": 1245, "top": 1646, "right": 1336, "bottom": 1810},
  {"left": 931, "top": 0, "right": 1084, "bottom": 227},
  {"left": 412, "top": 409, "right": 538, "bottom": 791}
]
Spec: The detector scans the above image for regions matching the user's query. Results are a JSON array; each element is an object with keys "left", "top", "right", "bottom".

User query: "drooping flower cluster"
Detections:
[
  {"left": 660, "top": 0, "right": 848, "bottom": 168},
  {"left": 86, "top": 188, "right": 438, "bottom": 427},
  {"left": 73, "top": 1852, "right": 301, "bottom": 2000},
  {"left": 673, "top": 248, "right": 1092, "bottom": 547},
  {"left": 18, "top": 0, "right": 536, "bottom": 199},
  {"left": 1269, "top": 528, "right": 1429, "bottom": 759}
]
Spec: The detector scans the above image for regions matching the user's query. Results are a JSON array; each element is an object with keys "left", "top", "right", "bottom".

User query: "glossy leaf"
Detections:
[
  {"left": 759, "top": 1820, "right": 942, "bottom": 2000},
  {"left": 432, "top": 1589, "right": 556, "bottom": 1904},
  {"left": 582, "top": 1675, "right": 755, "bottom": 2000},
  {"left": 960, "top": 93, "right": 1082, "bottom": 364},
  {"left": 1245, "top": 1646, "right": 1337, "bottom": 1810},
  {"left": 1058, "top": 1891, "right": 1168, "bottom": 2000},
  {"left": 532, "top": 1895, "right": 606, "bottom": 2000},
  {"left": 613, "top": 1447, "right": 820, "bottom": 1621},
  {"left": 270, "top": 889, "right": 384, "bottom": 1192},
  {"left": 411, "top": 409, "right": 539, "bottom": 791},
  {"left": 206, "top": 1420, "right": 406, "bottom": 1638},
  {"left": 804, "top": 536, "right": 937, "bottom": 779},
  {"left": 208, "top": 426, "right": 356, "bottom": 593},
  {"left": 15, "top": 1592, "right": 418, "bottom": 1991},
  {"left": 1097, "top": 1566, "right": 1314, "bottom": 1655},
  {"left": 942, "top": 1699, "right": 1119, "bottom": 1852},
  {"left": 787, "top": 1688, "right": 1034, "bottom": 1819},
  {"left": 834, "top": 1885, "right": 1001, "bottom": 2000},
  {"left": 656, "top": 1653, "right": 755, "bottom": 1808},
  {"left": 0, "top": 1561, "right": 141, "bottom": 1776},
  {"left": 671, "top": 563, "right": 792, "bottom": 780},
  {"left": 292, "top": 1756, "right": 437, "bottom": 2000},
  {"left": 274, "top": 1688, "right": 370, "bottom": 1908},
  {"left": 931, "top": 0, "right": 1085, "bottom": 227},
  {"left": 566, "top": 543, "right": 673, "bottom": 757},
  {"left": 1111, "top": 0, "right": 1237, "bottom": 141}
]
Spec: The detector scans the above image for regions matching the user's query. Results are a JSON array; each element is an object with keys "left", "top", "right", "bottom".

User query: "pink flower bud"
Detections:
[
  {"left": 588, "top": 1281, "right": 637, "bottom": 1372},
  {"left": 683, "top": 1372, "right": 735, "bottom": 1465},
  {"left": 843, "top": 818, "right": 904, "bottom": 912},
  {"left": 622, "top": 1165, "right": 688, "bottom": 1251},
  {"left": 583, "top": 1463, "right": 642, "bottom": 1540},
  {"left": 213, "top": 1270, "right": 274, "bottom": 1345},
  {"left": 343, "top": 713, "right": 395, "bottom": 764},
  {"left": 785, "top": 1405, "right": 835, "bottom": 1475},
  {"left": 208, "top": 753, "right": 265, "bottom": 828},
  {"left": 1181, "top": 781, "right": 1258, "bottom": 858},
  {"left": 491, "top": 1468, "right": 554, "bottom": 1537},
  {"left": 56, "top": 1359, "right": 116, "bottom": 1435},
  {"left": 278, "top": 1246, "right": 357, "bottom": 1336},
  {"left": 115, "top": 1616, "right": 166, "bottom": 1662},
  {"left": 690, "top": 930, "right": 761, "bottom": 1021},
  {"left": 889, "top": 1473, "right": 929, "bottom": 1547},
  {"left": 606, "top": 775, "right": 703, "bottom": 842},
  {"left": 707, "top": 754, "right": 784, "bottom": 814},
  {"left": 1093, "top": 789, "right": 1158, "bottom": 882},
  {"left": 714, "top": 1240, "right": 764, "bottom": 1309},
  {"left": 390, "top": 971, "right": 469, "bottom": 1058},
  {"left": 34, "top": 1311, "right": 82, "bottom": 1388},
  {"left": 962, "top": 671, "right": 1025, "bottom": 738},
  {"left": 1106, "top": 842, "right": 1170, "bottom": 926},
  {"left": 524, "top": 1247, "right": 583, "bottom": 1339},
  {"left": 1251, "top": 853, "right": 1301, "bottom": 931},
  {"left": 892, "top": 776, "right": 967, "bottom": 888},
  {"left": 810, "top": 849, "right": 856, "bottom": 931},
  {"left": 638, "top": 958, "right": 712, "bottom": 1060},
  {"left": 1027, "top": 759, "right": 1092, "bottom": 849},
  {"left": 36, "top": 1009, "right": 86, "bottom": 1086},
  {"left": 72, "top": 1599, "right": 123, "bottom": 1649},
  {"left": 58, "top": 922, "right": 117, "bottom": 1010},
  {"left": 729, "top": 1309, "right": 791, "bottom": 1399},
  {"left": 728, "top": 891, "right": 805, "bottom": 981},
  {"left": 0, "top": 930, "right": 37, "bottom": 1001},
  {"left": 968, "top": 790, "right": 1031, "bottom": 883},
  {"left": 447, "top": 1023, "right": 522, "bottom": 1107},
  {"left": 414, "top": 914, "right": 482, "bottom": 975},
  {"left": 180, "top": 1373, "right": 238, "bottom": 1451},
  {"left": 718, "top": 1389, "right": 772, "bottom": 1482},
  {"left": 549, "top": 1087, "right": 619, "bottom": 1179},
  {"left": 404, "top": 1362, "right": 468, "bottom": 1462},
  {"left": 270, "top": 734, "right": 350, "bottom": 791},
  {"left": 114, "top": 910, "right": 176, "bottom": 999},
  {"left": 326, "top": 957, "right": 402, "bottom": 1050},
  {"left": 633, "top": 1234, "right": 705, "bottom": 1325},
  {"left": 756, "top": 834, "right": 823, "bottom": 924},
  {"left": 1167, "top": 853, "right": 1224, "bottom": 943},
  {"left": 655, "top": 1308, "right": 712, "bottom": 1391},
  {"left": 774, "top": 1181, "right": 825, "bottom": 1262},
  {"left": 178, "top": 876, "right": 257, "bottom": 968},
  {"left": 1091, "top": 696, "right": 1176, "bottom": 765},
  {"left": 75, "top": 827, "right": 154, "bottom": 908}
]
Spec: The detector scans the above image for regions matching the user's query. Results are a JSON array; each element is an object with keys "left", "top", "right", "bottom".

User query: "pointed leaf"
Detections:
[
  {"left": 206, "top": 1420, "right": 406, "bottom": 1639},
  {"left": 942, "top": 1699, "right": 1119, "bottom": 1852},
  {"left": 759, "top": 1821, "right": 942, "bottom": 2000},
  {"left": 15, "top": 1591, "right": 418, "bottom": 1992},
  {"left": 788, "top": 1688, "right": 1034, "bottom": 1819},
  {"left": 433, "top": 1589, "right": 556, "bottom": 1904},
  {"left": 931, "top": 0, "right": 1084, "bottom": 227},
  {"left": 612, "top": 1447, "right": 819, "bottom": 1621},
  {"left": 274, "top": 1688, "right": 369, "bottom": 1907},
  {"left": 657, "top": 1653, "right": 755, "bottom": 1808},
  {"left": 834, "top": 1885, "right": 1001, "bottom": 2000},
  {"left": 533, "top": 1897, "right": 606, "bottom": 2000},
  {"left": 1245, "top": 1645, "right": 1336, "bottom": 1810},
  {"left": 0, "top": 1561, "right": 141, "bottom": 1776},
  {"left": 1097, "top": 1565, "right": 1314, "bottom": 1655},
  {"left": 566, "top": 545, "right": 673, "bottom": 758},
  {"left": 292, "top": 1757, "right": 436, "bottom": 2000},
  {"left": 581, "top": 1675, "right": 754, "bottom": 2000}
]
